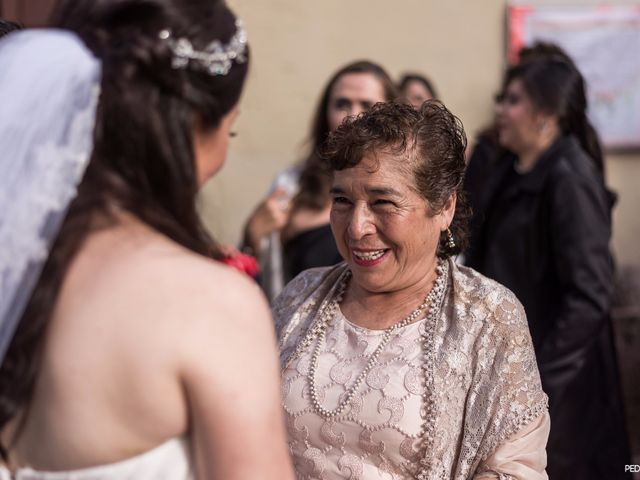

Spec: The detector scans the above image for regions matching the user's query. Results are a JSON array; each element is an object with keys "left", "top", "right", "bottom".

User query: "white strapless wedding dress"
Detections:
[{"left": 0, "top": 438, "right": 193, "bottom": 480}]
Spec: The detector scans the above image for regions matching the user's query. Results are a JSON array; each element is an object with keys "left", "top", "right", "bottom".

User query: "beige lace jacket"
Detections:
[{"left": 274, "top": 259, "right": 548, "bottom": 479}]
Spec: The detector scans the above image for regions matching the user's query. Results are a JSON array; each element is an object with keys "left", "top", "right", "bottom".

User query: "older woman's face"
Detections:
[{"left": 330, "top": 152, "right": 453, "bottom": 294}]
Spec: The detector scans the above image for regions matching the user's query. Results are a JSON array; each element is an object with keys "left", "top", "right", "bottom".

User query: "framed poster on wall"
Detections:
[{"left": 508, "top": 4, "right": 640, "bottom": 150}]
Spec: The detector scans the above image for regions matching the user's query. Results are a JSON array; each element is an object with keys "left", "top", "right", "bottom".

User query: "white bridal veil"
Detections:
[{"left": 0, "top": 30, "right": 101, "bottom": 363}]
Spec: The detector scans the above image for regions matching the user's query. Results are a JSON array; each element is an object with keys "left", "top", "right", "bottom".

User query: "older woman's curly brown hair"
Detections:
[{"left": 320, "top": 100, "right": 470, "bottom": 257}]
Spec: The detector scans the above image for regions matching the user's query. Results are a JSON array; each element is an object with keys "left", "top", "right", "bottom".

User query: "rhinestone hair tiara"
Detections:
[{"left": 158, "top": 19, "right": 247, "bottom": 76}]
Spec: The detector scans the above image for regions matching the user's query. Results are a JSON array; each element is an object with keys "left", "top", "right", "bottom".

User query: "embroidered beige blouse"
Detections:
[{"left": 274, "top": 259, "right": 549, "bottom": 479}]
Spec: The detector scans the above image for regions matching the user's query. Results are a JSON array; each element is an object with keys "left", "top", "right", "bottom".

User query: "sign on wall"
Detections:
[{"left": 508, "top": 4, "right": 640, "bottom": 150}]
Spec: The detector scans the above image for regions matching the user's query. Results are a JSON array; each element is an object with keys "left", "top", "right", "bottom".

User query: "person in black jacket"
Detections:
[
  {"left": 465, "top": 58, "right": 632, "bottom": 479},
  {"left": 464, "top": 42, "right": 578, "bottom": 267}
]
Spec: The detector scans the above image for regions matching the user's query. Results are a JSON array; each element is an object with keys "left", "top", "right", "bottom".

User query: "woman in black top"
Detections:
[{"left": 466, "top": 58, "right": 631, "bottom": 479}]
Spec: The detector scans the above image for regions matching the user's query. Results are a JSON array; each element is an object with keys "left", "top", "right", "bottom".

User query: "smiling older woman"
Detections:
[{"left": 274, "top": 101, "right": 550, "bottom": 480}]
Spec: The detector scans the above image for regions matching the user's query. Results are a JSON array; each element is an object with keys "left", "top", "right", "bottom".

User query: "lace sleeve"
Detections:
[
  {"left": 471, "top": 290, "right": 549, "bottom": 465},
  {"left": 474, "top": 413, "right": 550, "bottom": 479}
]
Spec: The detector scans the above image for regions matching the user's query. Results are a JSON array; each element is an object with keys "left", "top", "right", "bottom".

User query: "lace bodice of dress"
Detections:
[
  {"left": 0, "top": 438, "right": 193, "bottom": 480},
  {"left": 282, "top": 310, "right": 429, "bottom": 479}
]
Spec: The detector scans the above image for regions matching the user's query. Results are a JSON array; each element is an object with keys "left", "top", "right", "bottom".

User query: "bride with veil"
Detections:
[{"left": 0, "top": 1, "right": 293, "bottom": 478}]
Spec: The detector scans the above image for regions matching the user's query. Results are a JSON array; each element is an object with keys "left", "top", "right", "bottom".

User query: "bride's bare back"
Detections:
[{"left": 10, "top": 216, "right": 292, "bottom": 479}]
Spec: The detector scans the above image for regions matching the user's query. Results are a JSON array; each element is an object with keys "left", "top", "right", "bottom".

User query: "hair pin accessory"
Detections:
[{"left": 159, "top": 19, "right": 247, "bottom": 76}]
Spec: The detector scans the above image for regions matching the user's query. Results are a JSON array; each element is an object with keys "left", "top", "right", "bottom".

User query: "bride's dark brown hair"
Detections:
[{"left": 0, "top": 0, "right": 249, "bottom": 457}]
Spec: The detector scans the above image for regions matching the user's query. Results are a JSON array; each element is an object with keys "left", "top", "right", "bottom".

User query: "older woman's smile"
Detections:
[{"left": 351, "top": 248, "right": 390, "bottom": 265}]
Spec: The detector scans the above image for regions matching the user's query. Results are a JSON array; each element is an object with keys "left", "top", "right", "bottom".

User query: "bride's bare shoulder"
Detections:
[{"left": 67, "top": 218, "right": 269, "bottom": 328}]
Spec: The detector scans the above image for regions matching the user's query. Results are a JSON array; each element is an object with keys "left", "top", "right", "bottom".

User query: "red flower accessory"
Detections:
[{"left": 221, "top": 252, "right": 260, "bottom": 279}]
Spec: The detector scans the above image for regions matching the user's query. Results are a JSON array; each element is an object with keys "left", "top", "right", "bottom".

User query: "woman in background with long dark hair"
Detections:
[
  {"left": 0, "top": 0, "right": 293, "bottom": 478},
  {"left": 466, "top": 58, "right": 631, "bottom": 479}
]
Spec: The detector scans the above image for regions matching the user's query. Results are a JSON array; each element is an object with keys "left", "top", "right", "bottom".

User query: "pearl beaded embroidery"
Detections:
[{"left": 286, "top": 261, "right": 448, "bottom": 421}]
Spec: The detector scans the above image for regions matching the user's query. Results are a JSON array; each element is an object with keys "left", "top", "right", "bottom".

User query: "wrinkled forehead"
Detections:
[
  {"left": 351, "top": 138, "right": 419, "bottom": 170},
  {"left": 332, "top": 146, "right": 421, "bottom": 190}
]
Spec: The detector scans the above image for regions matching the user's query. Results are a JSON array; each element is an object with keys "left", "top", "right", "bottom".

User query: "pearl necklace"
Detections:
[{"left": 301, "top": 260, "right": 448, "bottom": 420}]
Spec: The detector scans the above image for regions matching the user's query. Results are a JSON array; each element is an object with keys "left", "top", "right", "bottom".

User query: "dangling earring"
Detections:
[{"left": 446, "top": 228, "right": 456, "bottom": 250}]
